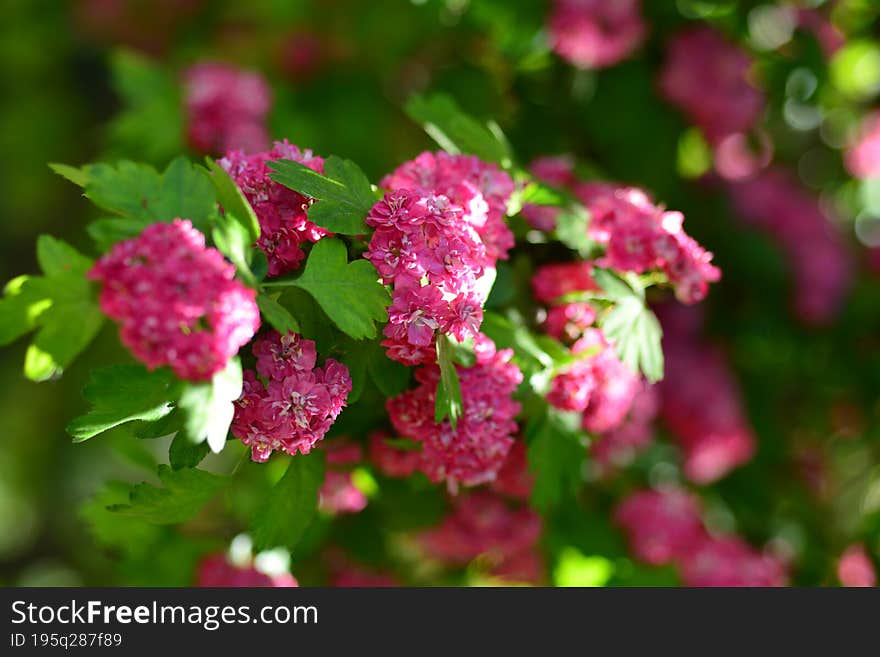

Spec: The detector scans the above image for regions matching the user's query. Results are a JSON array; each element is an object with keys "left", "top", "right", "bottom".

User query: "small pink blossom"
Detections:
[
  {"left": 548, "top": 0, "right": 646, "bottom": 70},
  {"left": 89, "top": 219, "right": 260, "bottom": 381},
  {"left": 196, "top": 553, "right": 297, "bottom": 587},
  {"left": 615, "top": 487, "right": 705, "bottom": 566},
  {"left": 837, "top": 543, "right": 877, "bottom": 587}
]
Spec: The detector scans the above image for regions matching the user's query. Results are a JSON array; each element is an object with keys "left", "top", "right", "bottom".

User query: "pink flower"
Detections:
[
  {"left": 387, "top": 335, "right": 523, "bottom": 489},
  {"left": 679, "top": 536, "right": 787, "bottom": 587},
  {"left": 729, "top": 168, "right": 853, "bottom": 324},
  {"left": 846, "top": 113, "right": 880, "bottom": 180},
  {"left": 658, "top": 305, "right": 756, "bottom": 484},
  {"left": 319, "top": 470, "right": 367, "bottom": 515},
  {"left": 89, "top": 219, "right": 260, "bottom": 381},
  {"left": 543, "top": 302, "right": 597, "bottom": 343},
  {"left": 531, "top": 262, "right": 598, "bottom": 304},
  {"left": 590, "top": 382, "right": 659, "bottom": 474},
  {"left": 658, "top": 26, "right": 764, "bottom": 144},
  {"left": 183, "top": 62, "right": 271, "bottom": 155},
  {"left": 548, "top": 0, "right": 646, "bottom": 70},
  {"left": 490, "top": 440, "right": 533, "bottom": 500},
  {"left": 419, "top": 491, "right": 543, "bottom": 583},
  {"left": 575, "top": 183, "right": 720, "bottom": 304},
  {"left": 368, "top": 431, "right": 422, "bottom": 478},
  {"left": 220, "top": 140, "right": 329, "bottom": 277},
  {"left": 615, "top": 487, "right": 705, "bottom": 566},
  {"left": 230, "top": 332, "right": 351, "bottom": 462},
  {"left": 196, "top": 553, "right": 297, "bottom": 587},
  {"left": 837, "top": 544, "right": 877, "bottom": 587}
]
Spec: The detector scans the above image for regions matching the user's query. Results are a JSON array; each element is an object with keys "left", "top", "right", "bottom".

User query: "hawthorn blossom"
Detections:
[
  {"left": 490, "top": 440, "right": 533, "bottom": 500},
  {"left": 590, "top": 382, "right": 658, "bottom": 474},
  {"left": 574, "top": 183, "right": 721, "bottom": 304},
  {"left": 729, "top": 168, "right": 853, "bottom": 324},
  {"left": 387, "top": 335, "right": 523, "bottom": 489},
  {"left": 196, "top": 553, "right": 298, "bottom": 587},
  {"left": 658, "top": 305, "right": 756, "bottom": 484},
  {"left": 419, "top": 491, "right": 543, "bottom": 584},
  {"left": 679, "top": 536, "right": 787, "bottom": 587},
  {"left": 368, "top": 431, "right": 422, "bottom": 479},
  {"left": 614, "top": 488, "right": 705, "bottom": 566},
  {"left": 837, "top": 543, "right": 877, "bottom": 587},
  {"left": 531, "top": 261, "right": 598, "bottom": 305},
  {"left": 319, "top": 438, "right": 368, "bottom": 515},
  {"left": 220, "top": 141, "right": 329, "bottom": 277},
  {"left": 89, "top": 219, "right": 260, "bottom": 381},
  {"left": 231, "top": 331, "right": 351, "bottom": 462},
  {"left": 547, "top": 0, "right": 646, "bottom": 70},
  {"left": 367, "top": 151, "right": 515, "bottom": 364},
  {"left": 658, "top": 26, "right": 764, "bottom": 144},
  {"left": 183, "top": 62, "right": 271, "bottom": 155}
]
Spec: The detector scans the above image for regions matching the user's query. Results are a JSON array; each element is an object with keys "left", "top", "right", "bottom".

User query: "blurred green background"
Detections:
[{"left": 1, "top": 0, "right": 879, "bottom": 585}]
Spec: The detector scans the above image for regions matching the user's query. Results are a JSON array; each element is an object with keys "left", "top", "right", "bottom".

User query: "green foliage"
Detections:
[
  {"left": 264, "top": 238, "right": 389, "bottom": 340},
  {"left": 434, "top": 335, "right": 464, "bottom": 427},
  {"left": 527, "top": 405, "right": 585, "bottom": 512},
  {"left": 340, "top": 336, "right": 410, "bottom": 403},
  {"left": 106, "top": 50, "right": 183, "bottom": 163},
  {"left": 0, "top": 237, "right": 103, "bottom": 381},
  {"left": 177, "top": 357, "right": 243, "bottom": 453},
  {"left": 593, "top": 269, "right": 664, "bottom": 383},
  {"left": 168, "top": 431, "right": 211, "bottom": 470},
  {"left": 50, "top": 157, "right": 216, "bottom": 245},
  {"left": 268, "top": 156, "right": 375, "bottom": 234},
  {"left": 256, "top": 293, "right": 301, "bottom": 334},
  {"left": 204, "top": 158, "right": 261, "bottom": 241},
  {"left": 109, "top": 465, "right": 228, "bottom": 525},
  {"left": 554, "top": 204, "right": 597, "bottom": 258},
  {"left": 67, "top": 365, "right": 177, "bottom": 442},
  {"left": 251, "top": 452, "right": 325, "bottom": 552},
  {"left": 405, "top": 93, "right": 512, "bottom": 166}
]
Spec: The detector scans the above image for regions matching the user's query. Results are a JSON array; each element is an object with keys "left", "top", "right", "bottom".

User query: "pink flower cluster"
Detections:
[
  {"left": 231, "top": 331, "right": 351, "bottom": 462},
  {"left": 575, "top": 183, "right": 721, "bottom": 304},
  {"left": 183, "top": 62, "right": 272, "bottom": 155},
  {"left": 547, "top": 0, "right": 646, "bottom": 70},
  {"left": 368, "top": 431, "right": 422, "bottom": 479},
  {"left": 615, "top": 488, "right": 787, "bottom": 586},
  {"left": 90, "top": 219, "right": 260, "bottom": 381},
  {"left": 846, "top": 113, "right": 880, "bottom": 180},
  {"left": 366, "top": 153, "right": 515, "bottom": 365},
  {"left": 729, "top": 168, "right": 853, "bottom": 324},
  {"left": 658, "top": 305, "right": 756, "bottom": 484},
  {"left": 319, "top": 439, "right": 368, "bottom": 515},
  {"left": 658, "top": 27, "right": 765, "bottom": 145},
  {"left": 837, "top": 543, "right": 877, "bottom": 587},
  {"left": 196, "top": 553, "right": 298, "bottom": 587},
  {"left": 386, "top": 335, "right": 523, "bottom": 490},
  {"left": 419, "top": 491, "right": 544, "bottom": 584},
  {"left": 220, "top": 140, "right": 329, "bottom": 277},
  {"left": 547, "top": 329, "right": 642, "bottom": 435},
  {"left": 590, "top": 382, "right": 659, "bottom": 475},
  {"left": 526, "top": 158, "right": 721, "bottom": 305},
  {"left": 490, "top": 441, "right": 533, "bottom": 500}
]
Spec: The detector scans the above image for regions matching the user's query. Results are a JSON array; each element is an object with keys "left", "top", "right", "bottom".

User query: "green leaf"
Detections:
[
  {"left": 212, "top": 209, "right": 257, "bottom": 286},
  {"left": 256, "top": 293, "right": 300, "bottom": 334},
  {"left": 555, "top": 204, "right": 596, "bottom": 258},
  {"left": 205, "top": 158, "right": 260, "bottom": 241},
  {"left": 109, "top": 465, "right": 227, "bottom": 524},
  {"left": 169, "top": 431, "right": 211, "bottom": 470},
  {"left": 107, "top": 50, "right": 183, "bottom": 163},
  {"left": 527, "top": 405, "right": 585, "bottom": 512},
  {"left": 339, "top": 337, "right": 411, "bottom": 403},
  {"left": 67, "top": 365, "right": 177, "bottom": 442},
  {"left": 1, "top": 237, "right": 104, "bottom": 381},
  {"left": 48, "top": 162, "right": 90, "bottom": 187},
  {"left": 435, "top": 335, "right": 463, "bottom": 427},
  {"left": 80, "top": 482, "right": 162, "bottom": 552},
  {"left": 405, "top": 93, "right": 512, "bottom": 165},
  {"left": 54, "top": 157, "right": 216, "bottom": 244},
  {"left": 86, "top": 217, "right": 150, "bottom": 252},
  {"left": 251, "top": 452, "right": 325, "bottom": 552},
  {"left": 594, "top": 269, "right": 664, "bottom": 383},
  {"left": 177, "top": 358, "right": 243, "bottom": 453},
  {"left": 267, "top": 238, "right": 389, "bottom": 340},
  {"left": 268, "top": 156, "right": 374, "bottom": 234}
]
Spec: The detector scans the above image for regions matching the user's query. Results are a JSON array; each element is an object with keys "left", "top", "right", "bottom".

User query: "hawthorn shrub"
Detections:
[{"left": 1, "top": 0, "right": 879, "bottom": 587}]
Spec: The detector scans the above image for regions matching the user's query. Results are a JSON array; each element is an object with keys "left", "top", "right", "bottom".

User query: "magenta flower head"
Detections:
[
  {"left": 183, "top": 62, "right": 272, "bottom": 155},
  {"left": 548, "top": 0, "right": 646, "bottom": 70},
  {"left": 220, "top": 140, "right": 328, "bottom": 277},
  {"left": 231, "top": 331, "right": 352, "bottom": 462},
  {"left": 89, "top": 218, "right": 260, "bottom": 381}
]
